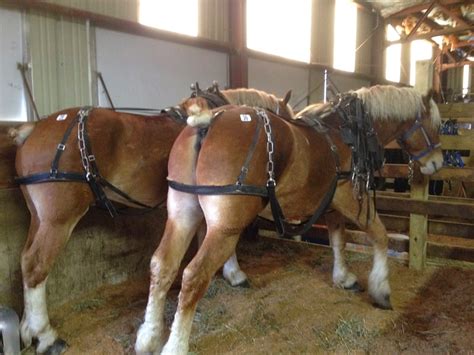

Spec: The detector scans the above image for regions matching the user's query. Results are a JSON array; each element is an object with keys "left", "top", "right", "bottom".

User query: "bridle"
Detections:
[{"left": 397, "top": 113, "right": 441, "bottom": 161}]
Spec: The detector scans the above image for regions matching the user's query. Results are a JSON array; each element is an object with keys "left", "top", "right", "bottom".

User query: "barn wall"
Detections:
[
  {"left": 28, "top": 11, "right": 93, "bottom": 116},
  {"left": 248, "top": 58, "right": 310, "bottom": 111},
  {"left": 0, "top": 7, "right": 28, "bottom": 122},
  {"left": 311, "top": 0, "right": 334, "bottom": 67},
  {"left": 95, "top": 28, "right": 229, "bottom": 108},
  {"left": 199, "top": 0, "right": 229, "bottom": 42},
  {"left": 308, "top": 68, "right": 371, "bottom": 103},
  {"left": 40, "top": 0, "right": 138, "bottom": 21}
]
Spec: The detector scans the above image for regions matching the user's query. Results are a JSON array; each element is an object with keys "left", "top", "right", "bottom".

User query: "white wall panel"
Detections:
[
  {"left": 96, "top": 28, "right": 228, "bottom": 108},
  {"left": 0, "top": 8, "right": 27, "bottom": 121},
  {"left": 28, "top": 12, "right": 92, "bottom": 116},
  {"left": 248, "top": 58, "right": 310, "bottom": 111}
]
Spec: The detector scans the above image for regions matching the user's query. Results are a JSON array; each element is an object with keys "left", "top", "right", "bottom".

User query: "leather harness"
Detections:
[{"left": 15, "top": 106, "right": 187, "bottom": 217}]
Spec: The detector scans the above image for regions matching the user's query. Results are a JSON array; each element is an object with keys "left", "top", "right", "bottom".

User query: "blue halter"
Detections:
[{"left": 397, "top": 113, "right": 441, "bottom": 161}]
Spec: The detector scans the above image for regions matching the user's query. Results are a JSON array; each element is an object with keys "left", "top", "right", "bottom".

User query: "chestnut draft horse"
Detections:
[
  {"left": 10, "top": 86, "right": 293, "bottom": 354},
  {"left": 135, "top": 85, "right": 444, "bottom": 354}
]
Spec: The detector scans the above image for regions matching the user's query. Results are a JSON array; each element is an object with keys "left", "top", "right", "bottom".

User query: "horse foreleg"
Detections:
[
  {"left": 161, "top": 230, "right": 240, "bottom": 355},
  {"left": 135, "top": 189, "right": 203, "bottom": 354},
  {"left": 326, "top": 211, "right": 362, "bottom": 291},
  {"left": 332, "top": 182, "right": 392, "bottom": 309}
]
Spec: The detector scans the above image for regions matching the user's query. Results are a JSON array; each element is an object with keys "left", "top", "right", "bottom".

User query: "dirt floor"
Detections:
[{"left": 25, "top": 237, "right": 474, "bottom": 354}]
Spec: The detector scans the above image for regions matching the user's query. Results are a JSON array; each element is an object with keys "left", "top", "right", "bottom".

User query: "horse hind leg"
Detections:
[
  {"left": 135, "top": 189, "right": 204, "bottom": 354},
  {"left": 161, "top": 229, "right": 240, "bottom": 355},
  {"left": 196, "top": 222, "right": 249, "bottom": 288},
  {"left": 326, "top": 211, "right": 363, "bottom": 292},
  {"left": 20, "top": 185, "right": 90, "bottom": 353}
]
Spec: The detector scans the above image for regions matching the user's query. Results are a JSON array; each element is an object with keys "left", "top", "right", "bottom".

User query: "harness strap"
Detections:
[
  {"left": 15, "top": 107, "right": 159, "bottom": 216},
  {"left": 15, "top": 172, "right": 86, "bottom": 184},
  {"left": 50, "top": 112, "right": 81, "bottom": 178},
  {"left": 168, "top": 180, "right": 268, "bottom": 197},
  {"left": 268, "top": 177, "right": 338, "bottom": 237},
  {"left": 237, "top": 118, "right": 263, "bottom": 184}
]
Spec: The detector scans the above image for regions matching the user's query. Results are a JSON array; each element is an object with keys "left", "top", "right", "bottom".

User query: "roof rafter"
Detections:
[
  {"left": 406, "top": 1, "right": 437, "bottom": 40},
  {"left": 387, "top": 24, "right": 472, "bottom": 45},
  {"left": 435, "top": 2, "right": 469, "bottom": 27}
]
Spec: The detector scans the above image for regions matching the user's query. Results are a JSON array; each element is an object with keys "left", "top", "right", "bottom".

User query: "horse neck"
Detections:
[{"left": 372, "top": 118, "right": 414, "bottom": 146}]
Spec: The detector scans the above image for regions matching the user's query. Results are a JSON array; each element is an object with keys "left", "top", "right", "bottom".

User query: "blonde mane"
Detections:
[
  {"left": 297, "top": 85, "right": 440, "bottom": 126},
  {"left": 222, "top": 88, "right": 295, "bottom": 118},
  {"left": 353, "top": 85, "right": 440, "bottom": 126}
]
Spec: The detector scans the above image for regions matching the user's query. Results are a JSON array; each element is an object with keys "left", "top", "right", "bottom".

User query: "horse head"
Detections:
[{"left": 396, "top": 90, "right": 443, "bottom": 175}]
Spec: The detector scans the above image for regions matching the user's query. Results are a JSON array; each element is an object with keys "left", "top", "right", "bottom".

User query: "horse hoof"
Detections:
[
  {"left": 235, "top": 279, "right": 251, "bottom": 288},
  {"left": 44, "top": 339, "right": 68, "bottom": 355},
  {"left": 373, "top": 294, "right": 393, "bottom": 310},
  {"left": 344, "top": 281, "right": 364, "bottom": 293}
]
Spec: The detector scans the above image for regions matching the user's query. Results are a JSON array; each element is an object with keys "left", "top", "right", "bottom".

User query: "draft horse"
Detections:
[
  {"left": 135, "top": 85, "right": 444, "bottom": 354},
  {"left": 10, "top": 85, "right": 293, "bottom": 354}
]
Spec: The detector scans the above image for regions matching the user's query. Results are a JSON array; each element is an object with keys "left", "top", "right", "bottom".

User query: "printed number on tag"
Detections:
[
  {"left": 240, "top": 114, "right": 252, "bottom": 122},
  {"left": 56, "top": 114, "right": 67, "bottom": 121}
]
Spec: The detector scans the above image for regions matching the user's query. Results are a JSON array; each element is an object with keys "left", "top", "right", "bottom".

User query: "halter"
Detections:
[
  {"left": 190, "top": 82, "right": 230, "bottom": 108},
  {"left": 397, "top": 113, "right": 441, "bottom": 161}
]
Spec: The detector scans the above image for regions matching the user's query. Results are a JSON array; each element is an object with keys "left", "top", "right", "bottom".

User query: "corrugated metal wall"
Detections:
[
  {"left": 199, "top": 0, "right": 229, "bottom": 42},
  {"left": 28, "top": 11, "right": 92, "bottom": 115},
  {"left": 311, "top": 0, "right": 334, "bottom": 66},
  {"left": 41, "top": 0, "right": 138, "bottom": 21}
]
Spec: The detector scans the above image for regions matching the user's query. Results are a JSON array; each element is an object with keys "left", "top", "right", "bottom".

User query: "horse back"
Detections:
[
  {"left": 16, "top": 108, "right": 184, "bottom": 206},
  {"left": 168, "top": 106, "right": 338, "bottom": 221}
]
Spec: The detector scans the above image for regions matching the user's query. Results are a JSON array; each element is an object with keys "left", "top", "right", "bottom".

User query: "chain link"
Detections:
[
  {"left": 408, "top": 158, "right": 414, "bottom": 185},
  {"left": 255, "top": 108, "right": 276, "bottom": 185},
  {"left": 77, "top": 108, "right": 94, "bottom": 181}
]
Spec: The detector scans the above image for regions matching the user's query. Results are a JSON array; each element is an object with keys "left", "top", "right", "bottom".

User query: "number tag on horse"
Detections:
[
  {"left": 56, "top": 114, "right": 67, "bottom": 121},
  {"left": 240, "top": 114, "right": 252, "bottom": 122}
]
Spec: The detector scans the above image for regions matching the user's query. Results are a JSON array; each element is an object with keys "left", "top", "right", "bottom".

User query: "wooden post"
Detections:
[
  {"left": 409, "top": 167, "right": 429, "bottom": 270},
  {"left": 228, "top": 0, "right": 248, "bottom": 88}
]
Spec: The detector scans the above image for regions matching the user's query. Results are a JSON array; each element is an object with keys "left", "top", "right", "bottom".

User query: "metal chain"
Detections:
[
  {"left": 408, "top": 158, "right": 414, "bottom": 185},
  {"left": 255, "top": 108, "right": 276, "bottom": 185},
  {"left": 77, "top": 108, "right": 94, "bottom": 181}
]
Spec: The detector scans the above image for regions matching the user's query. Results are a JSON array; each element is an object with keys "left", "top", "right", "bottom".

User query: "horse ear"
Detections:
[{"left": 283, "top": 90, "right": 292, "bottom": 105}]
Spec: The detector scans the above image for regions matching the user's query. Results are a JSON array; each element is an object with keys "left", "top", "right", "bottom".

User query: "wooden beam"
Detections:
[
  {"left": 376, "top": 194, "right": 474, "bottom": 220},
  {"left": 377, "top": 164, "right": 474, "bottom": 182},
  {"left": 450, "top": 40, "right": 474, "bottom": 49},
  {"left": 388, "top": 2, "right": 435, "bottom": 19},
  {"left": 441, "top": 60, "right": 474, "bottom": 71},
  {"left": 438, "top": 103, "right": 474, "bottom": 118},
  {"left": 409, "top": 168, "right": 429, "bottom": 270},
  {"left": 379, "top": 213, "right": 474, "bottom": 239},
  {"left": 440, "top": 135, "right": 474, "bottom": 150},
  {"left": 387, "top": 25, "right": 472, "bottom": 45},
  {"left": 228, "top": 0, "right": 248, "bottom": 88},
  {"left": 406, "top": 1, "right": 437, "bottom": 40},
  {"left": 435, "top": 2, "right": 469, "bottom": 27},
  {"left": 428, "top": 242, "right": 474, "bottom": 263}
]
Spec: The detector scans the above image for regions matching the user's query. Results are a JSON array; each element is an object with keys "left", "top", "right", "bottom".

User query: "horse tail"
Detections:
[
  {"left": 183, "top": 97, "right": 213, "bottom": 128},
  {"left": 8, "top": 123, "right": 36, "bottom": 146}
]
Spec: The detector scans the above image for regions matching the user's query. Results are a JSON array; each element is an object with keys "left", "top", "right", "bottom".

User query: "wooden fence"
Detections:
[{"left": 377, "top": 103, "right": 474, "bottom": 269}]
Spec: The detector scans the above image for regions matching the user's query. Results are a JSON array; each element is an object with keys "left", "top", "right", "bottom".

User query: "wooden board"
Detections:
[{"left": 438, "top": 103, "right": 474, "bottom": 120}]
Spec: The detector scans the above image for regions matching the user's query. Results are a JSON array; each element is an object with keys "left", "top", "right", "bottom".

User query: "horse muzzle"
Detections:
[{"left": 419, "top": 149, "right": 444, "bottom": 175}]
